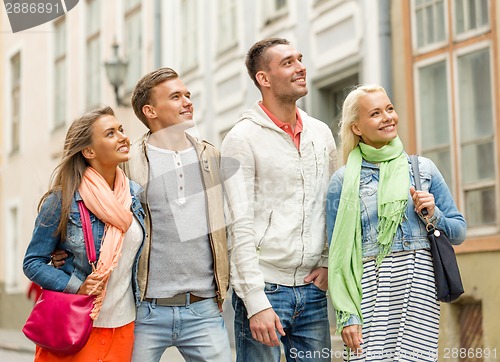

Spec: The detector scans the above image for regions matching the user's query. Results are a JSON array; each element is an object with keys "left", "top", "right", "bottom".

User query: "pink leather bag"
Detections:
[{"left": 22, "top": 201, "right": 97, "bottom": 355}]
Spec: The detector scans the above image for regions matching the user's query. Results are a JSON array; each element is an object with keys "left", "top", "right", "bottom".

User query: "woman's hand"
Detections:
[
  {"left": 410, "top": 187, "right": 435, "bottom": 218},
  {"left": 341, "top": 324, "right": 363, "bottom": 355},
  {"left": 77, "top": 273, "right": 105, "bottom": 296}
]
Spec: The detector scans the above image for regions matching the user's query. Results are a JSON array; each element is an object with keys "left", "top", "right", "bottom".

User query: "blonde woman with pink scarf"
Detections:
[{"left": 24, "top": 106, "right": 146, "bottom": 361}]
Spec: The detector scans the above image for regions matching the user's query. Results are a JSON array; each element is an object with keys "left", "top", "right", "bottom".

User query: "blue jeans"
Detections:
[
  {"left": 233, "top": 283, "right": 331, "bottom": 362},
  {"left": 132, "top": 299, "right": 231, "bottom": 362}
]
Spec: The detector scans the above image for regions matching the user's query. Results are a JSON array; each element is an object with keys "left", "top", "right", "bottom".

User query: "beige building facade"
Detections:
[
  {"left": 391, "top": 1, "right": 500, "bottom": 360},
  {"left": 1, "top": 0, "right": 387, "bottom": 331}
]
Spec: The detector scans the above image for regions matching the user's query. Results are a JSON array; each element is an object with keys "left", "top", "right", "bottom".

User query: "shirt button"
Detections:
[
  {"left": 404, "top": 241, "right": 410, "bottom": 247},
  {"left": 179, "top": 186, "right": 183, "bottom": 190}
]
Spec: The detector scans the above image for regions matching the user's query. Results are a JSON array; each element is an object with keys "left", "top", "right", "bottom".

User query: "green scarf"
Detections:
[{"left": 328, "top": 136, "right": 409, "bottom": 333}]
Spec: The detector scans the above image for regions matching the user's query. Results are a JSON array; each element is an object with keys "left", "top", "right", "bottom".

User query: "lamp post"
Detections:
[{"left": 104, "top": 42, "right": 129, "bottom": 107}]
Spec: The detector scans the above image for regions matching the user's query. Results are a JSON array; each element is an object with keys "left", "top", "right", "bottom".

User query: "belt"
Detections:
[{"left": 144, "top": 293, "right": 216, "bottom": 307}]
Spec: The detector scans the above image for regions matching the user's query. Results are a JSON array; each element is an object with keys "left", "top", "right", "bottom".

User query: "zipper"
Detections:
[{"left": 294, "top": 151, "right": 306, "bottom": 284}]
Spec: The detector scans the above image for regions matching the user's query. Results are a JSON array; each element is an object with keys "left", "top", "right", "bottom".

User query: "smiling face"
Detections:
[
  {"left": 145, "top": 77, "right": 194, "bottom": 132},
  {"left": 351, "top": 90, "right": 399, "bottom": 149},
  {"left": 84, "top": 115, "right": 130, "bottom": 171},
  {"left": 258, "top": 43, "right": 308, "bottom": 103}
]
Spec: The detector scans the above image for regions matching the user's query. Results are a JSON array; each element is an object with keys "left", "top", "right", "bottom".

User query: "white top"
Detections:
[{"left": 94, "top": 217, "right": 142, "bottom": 328}]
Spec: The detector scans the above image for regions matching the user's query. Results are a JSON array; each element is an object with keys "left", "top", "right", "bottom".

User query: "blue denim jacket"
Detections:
[
  {"left": 23, "top": 181, "right": 146, "bottom": 306},
  {"left": 326, "top": 154, "right": 466, "bottom": 257},
  {"left": 326, "top": 154, "right": 466, "bottom": 326}
]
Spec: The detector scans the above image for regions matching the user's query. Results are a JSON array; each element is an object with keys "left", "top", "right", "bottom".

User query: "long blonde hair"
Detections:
[
  {"left": 39, "top": 106, "right": 115, "bottom": 241},
  {"left": 339, "top": 84, "right": 387, "bottom": 164}
]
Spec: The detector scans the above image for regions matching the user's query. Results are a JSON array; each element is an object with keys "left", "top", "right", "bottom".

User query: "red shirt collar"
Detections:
[{"left": 259, "top": 103, "right": 302, "bottom": 149}]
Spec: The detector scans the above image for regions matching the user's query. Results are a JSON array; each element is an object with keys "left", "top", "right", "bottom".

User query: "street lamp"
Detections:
[{"left": 104, "top": 41, "right": 130, "bottom": 107}]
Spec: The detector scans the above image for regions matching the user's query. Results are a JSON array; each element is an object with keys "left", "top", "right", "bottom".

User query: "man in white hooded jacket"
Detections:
[{"left": 221, "top": 38, "right": 337, "bottom": 362}]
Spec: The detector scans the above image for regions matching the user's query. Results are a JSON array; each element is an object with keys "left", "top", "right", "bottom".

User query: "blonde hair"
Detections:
[{"left": 339, "top": 84, "right": 387, "bottom": 164}]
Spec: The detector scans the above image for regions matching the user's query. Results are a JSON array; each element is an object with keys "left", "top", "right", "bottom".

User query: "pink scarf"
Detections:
[{"left": 78, "top": 166, "right": 133, "bottom": 319}]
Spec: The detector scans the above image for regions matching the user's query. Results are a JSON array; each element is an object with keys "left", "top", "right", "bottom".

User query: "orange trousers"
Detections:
[{"left": 34, "top": 321, "right": 134, "bottom": 362}]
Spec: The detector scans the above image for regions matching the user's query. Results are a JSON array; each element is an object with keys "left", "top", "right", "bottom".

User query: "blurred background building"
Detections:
[{"left": 1, "top": 0, "right": 499, "bottom": 360}]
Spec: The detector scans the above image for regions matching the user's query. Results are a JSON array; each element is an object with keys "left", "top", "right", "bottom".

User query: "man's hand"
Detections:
[
  {"left": 249, "top": 308, "right": 286, "bottom": 347},
  {"left": 341, "top": 324, "right": 363, "bottom": 355},
  {"left": 77, "top": 272, "right": 105, "bottom": 296},
  {"left": 51, "top": 249, "right": 68, "bottom": 268},
  {"left": 304, "top": 267, "right": 328, "bottom": 291}
]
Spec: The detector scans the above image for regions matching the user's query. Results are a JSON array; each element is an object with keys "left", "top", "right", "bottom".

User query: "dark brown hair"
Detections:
[{"left": 245, "top": 38, "right": 290, "bottom": 89}]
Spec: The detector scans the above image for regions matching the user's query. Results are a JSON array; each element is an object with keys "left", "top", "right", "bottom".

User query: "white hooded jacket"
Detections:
[{"left": 221, "top": 102, "right": 337, "bottom": 317}]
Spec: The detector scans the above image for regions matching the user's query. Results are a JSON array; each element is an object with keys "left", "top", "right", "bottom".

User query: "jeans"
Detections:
[
  {"left": 132, "top": 299, "right": 231, "bottom": 362},
  {"left": 233, "top": 283, "right": 331, "bottom": 362}
]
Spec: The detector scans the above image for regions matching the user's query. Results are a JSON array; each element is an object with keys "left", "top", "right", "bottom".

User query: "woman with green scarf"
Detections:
[{"left": 326, "top": 85, "right": 466, "bottom": 361}]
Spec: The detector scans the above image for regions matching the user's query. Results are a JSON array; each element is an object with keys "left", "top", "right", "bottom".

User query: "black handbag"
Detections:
[{"left": 410, "top": 155, "right": 464, "bottom": 303}]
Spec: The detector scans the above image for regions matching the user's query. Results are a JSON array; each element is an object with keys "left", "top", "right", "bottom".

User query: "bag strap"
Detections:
[
  {"left": 410, "top": 155, "right": 422, "bottom": 191},
  {"left": 77, "top": 200, "right": 97, "bottom": 265},
  {"left": 410, "top": 155, "right": 430, "bottom": 219}
]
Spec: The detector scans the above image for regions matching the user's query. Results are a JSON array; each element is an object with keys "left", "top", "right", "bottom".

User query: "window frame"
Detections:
[
  {"left": 9, "top": 52, "right": 21, "bottom": 155},
  {"left": 180, "top": 0, "right": 199, "bottom": 73},
  {"left": 411, "top": 0, "right": 449, "bottom": 55},
  {"left": 53, "top": 17, "right": 67, "bottom": 130},
  {"left": 452, "top": 0, "right": 490, "bottom": 41},
  {"left": 414, "top": 52, "right": 455, "bottom": 192},
  {"left": 123, "top": 1, "right": 142, "bottom": 93},
  {"left": 5, "top": 202, "right": 23, "bottom": 294},
  {"left": 85, "top": 0, "right": 101, "bottom": 108},
  {"left": 216, "top": 0, "right": 238, "bottom": 54},
  {"left": 452, "top": 41, "right": 498, "bottom": 235}
]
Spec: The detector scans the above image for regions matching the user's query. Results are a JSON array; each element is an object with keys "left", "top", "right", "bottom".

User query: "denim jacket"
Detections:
[
  {"left": 326, "top": 154, "right": 466, "bottom": 257},
  {"left": 326, "top": 154, "right": 466, "bottom": 326},
  {"left": 23, "top": 181, "right": 146, "bottom": 306}
]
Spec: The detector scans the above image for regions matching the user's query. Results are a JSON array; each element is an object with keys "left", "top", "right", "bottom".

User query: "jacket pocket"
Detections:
[
  {"left": 359, "top": 173, "right": 377, "bottom": 197},
  {"left": 256, "top": 211, "right": 273, "bottom": 251}
]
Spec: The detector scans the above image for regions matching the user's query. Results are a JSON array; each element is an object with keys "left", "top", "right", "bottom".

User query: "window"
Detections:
[
  {"left": 54, "top": 18, "right": 67, "bottom": 128},
  {"left": 417, "top": 60, "right": 453, "bottom": 187},
  {"left": 217, "top": 0, "right": 237, "bottom": 52},
  {"left": 181, "top": 0, "right": 198, "bottom": 71},
  {"left": 413, "top": 0, "right": 446, "bottom": 48},
  {"left": 263, "top": 0, "right": 289, "bottom": 24},
  {"left": 457, "top": 48, "right": 495, "bottom": 228},
  {"left": 317, "top": 75, "right": 359, "bottom": 163},
  {"left": 275, "top": 0, "right": 287, "bottom": 11},
  {"left": 86, "top": 0, "right": 101, "bottom": 108},
  {"left": 454, "top": 0, "right": 489, "bottom": 35},
  {"left": 10, "top": 52, "right": 21, "bottom": 154},
  {"left": 5, "top": 206, "right": 21, "bottom": 292},
  {"left": 124, "top": 1, "right": 141, "bottom": 92},
  {"left": 416, "top": 47, "right": 496, "bottom": 230},
  {"left": 326, "top": 78, "right": 358, "bottom": 152}
]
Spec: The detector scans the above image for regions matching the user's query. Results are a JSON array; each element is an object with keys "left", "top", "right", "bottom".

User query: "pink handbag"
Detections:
[{"left": 22, "top": 200, "right": 97, "bottom": 355}]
